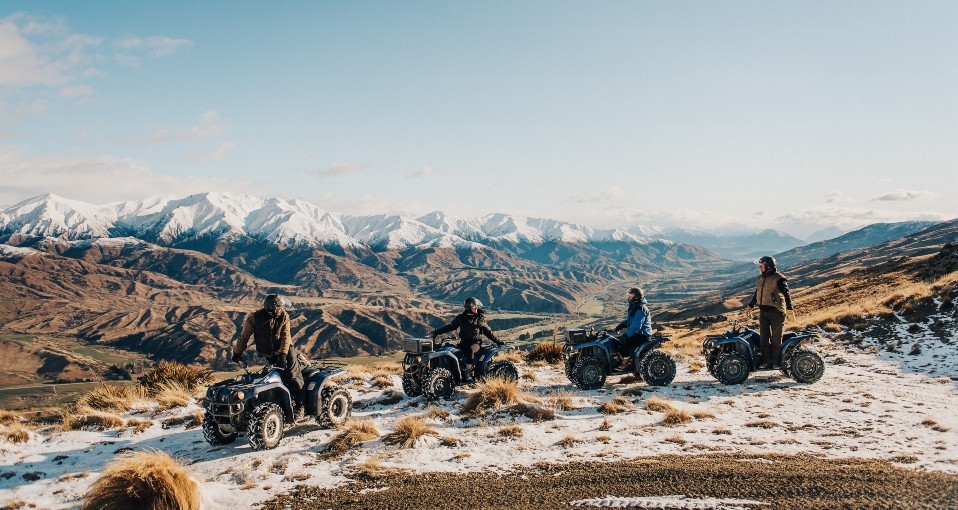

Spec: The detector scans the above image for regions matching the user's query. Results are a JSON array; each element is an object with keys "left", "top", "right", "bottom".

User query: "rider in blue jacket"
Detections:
[{"left": 613, "top": 287, "right": 652, "bottom": 369}]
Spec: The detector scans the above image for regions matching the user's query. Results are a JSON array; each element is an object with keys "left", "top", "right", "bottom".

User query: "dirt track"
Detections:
[{"left": 260, "top": 453, "right": 958, "bottom": 510}]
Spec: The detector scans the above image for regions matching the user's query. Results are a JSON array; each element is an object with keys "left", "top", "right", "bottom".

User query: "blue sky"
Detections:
[{"left": 1, "top": 1, "right": 955, "bottom": 238}]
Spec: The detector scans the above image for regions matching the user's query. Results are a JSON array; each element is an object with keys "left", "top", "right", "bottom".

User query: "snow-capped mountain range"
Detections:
[{"left": 0, "top": 192, "right": 671, "bottom": 251}]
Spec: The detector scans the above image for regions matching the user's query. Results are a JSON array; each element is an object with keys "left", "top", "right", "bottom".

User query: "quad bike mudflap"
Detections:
[
  {"left": 562, "top": 326, "right": 677, "bottom": 390},
  {"left": 400, "top": 336, "right": 519, "bottom": 400},
  {"left": 702, "top": 321, "right": 825, "bottom": 385},
  {"left": 203, "top": 358, "right": 352, "bottom": 450}
]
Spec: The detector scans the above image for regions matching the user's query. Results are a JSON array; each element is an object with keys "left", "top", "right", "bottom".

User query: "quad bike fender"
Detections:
[
  {"left": 477, "top": 344, "right": 514, "bottom": 366},
  {"left": 250, "top": 384, "right": 294, "bottom": 422},
  {"left": 634, "top": 336, "right": 669, "bottom": 359},
  {"left": 422, "top": 351, "right": 462, "bottom": 379},
  {"left": 707, "top": 337, "right": 756, "bottom": 365},
  {"left": 304, "top": 367, "right": 346, "bottom": 416},
  {"left": 780, "top": 333, "right": 820, "bottom": 357}
]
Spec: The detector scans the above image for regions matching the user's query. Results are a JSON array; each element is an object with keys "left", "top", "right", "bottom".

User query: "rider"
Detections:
[
  {"left": 613, "top": 287, "right": 652, "bottom": 370},
  {"left": 232, "top": 294, "right": 306, "bottom": 413},
  {"left": 746, "top": 255, "right": 795, "bottom": 369},
  {"left": 431, "top": 297, "right": 503, "bottom": 379}
]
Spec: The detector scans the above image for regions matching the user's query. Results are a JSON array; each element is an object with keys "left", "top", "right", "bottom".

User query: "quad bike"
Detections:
[
  {"left": 702, "top": 321, "right": 824, "bottom": 385},
  {"left": 400, "top": 336, "right": 519, "bottom": 400},
  {"left": 203, "top": 357, "right": 352, "bottom": 450},
  {"left": 562, "top": 327, "right": 677, "bottom": 390}
]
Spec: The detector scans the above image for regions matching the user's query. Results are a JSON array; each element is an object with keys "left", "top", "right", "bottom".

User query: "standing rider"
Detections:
[
  {"left": 232, "top": 294, "right": 306, "bottom": 414},
  {"left": 613, "top": 287, "right": 653, "bottom": 370},
  {"left": 746, "top": 255, "right": 795, "bottom": 369},
  {"left": 431, "top": 297, "right": 503, "bottom": 379}
]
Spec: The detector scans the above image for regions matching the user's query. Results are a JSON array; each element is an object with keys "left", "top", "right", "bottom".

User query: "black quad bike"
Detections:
[
  {"left": 702, "top": 321, "right": 825, "bottom": 385},
  {"left": 562, "top": 327, "right": 677, "bottom": 390},
  {"left": 401, "top": 336, "right": 519, "bottom": 400},
  {"left": 203, "top": 358, "right": 352, "bottom": 450}
]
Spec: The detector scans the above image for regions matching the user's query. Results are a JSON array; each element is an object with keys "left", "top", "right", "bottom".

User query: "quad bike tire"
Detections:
[
  {"left": 570, "top": 355, "right": 606, "bottom": 390},
  {"left": 317, "top": 387, "right": 352, "bottom": 428},
  {"left": 247, "top": 402, "right": 285, "bottom": 451},
  {"left": 401, "top": 372, "right": 422, "bottom": 398},
  {"left": 484, "top": 360, "right": 519, "bottom": 383},
  {"left": 564, "top": 354, "right": 578, "bottom": 380},
  {"left": 639, "top": 350, "right": 677, "bottom": 386},
  {"left": 201, "top": 410, "right": 237, "bottom": 445},
  {"left": 714, "top": 352, "right": 750, "bottom": 385},
  {"left": 706, "top": 350, "right": 720, "bottom": 378},
  {"left": 422, "top": 367, "right": 456, "bottom": 400},
  {"left": 788, "top": 349, "right": 824, "bottom": 384}
]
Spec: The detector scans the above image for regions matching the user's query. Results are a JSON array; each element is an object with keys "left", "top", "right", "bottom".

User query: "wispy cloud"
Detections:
[
  {"left": 142, "top": 110, "right": 225, "bottom": 144},
  {"left": 567, "top": 186, "right": 630, "bottom": 208},
  {"left": 824, "top": 191, "right": 854, "bottom": 204},
  {"left": 776, "top": 206, "right": 949, "bottom": 229},
  {"left": 405, "top": 165, "right": 434, "bottom": 178},
  {"left": 313, "top": 162, "right": 367, "bottom": 177},
  {"left": 188, "top": 141, "right": 237, "bottom": 162},
  {"left": 871, "top": 189, "right": 936, "bottom": 202},
  {"left": 114, "top": 36, "right": 192, "bottom": 58}
]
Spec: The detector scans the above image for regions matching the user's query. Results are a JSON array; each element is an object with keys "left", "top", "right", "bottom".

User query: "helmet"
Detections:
[
  {"left": 757, "top": 256, "right": 777, "bottom": 272},
  {"left": 263, "top": 294, "right": 291, "bottom": 316},
  {"left": 464, "top": 297, "right": 483, "bottom": 309}
]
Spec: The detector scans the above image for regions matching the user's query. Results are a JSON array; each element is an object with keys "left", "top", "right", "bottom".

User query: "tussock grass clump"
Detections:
[
  {"left": 383, "top": 416, "right": 437, "bottom": 449},
  {"left": 661, "top": 408, "right": 693, "bottom": 427},
  {"left": 139, "top": 362, "right": 211, "bottom": 395},
  {"left": 125, "top": 418, "right": 153, "bottom": 434},
  {"left": 371, "top": 375, "right": 394, "bottom": 389},
  {"left": 154, "top": 382, "right": 193, "bottom": 410},
  {"left": 664, "top": 435, "right": 688, "bottom": 444},
  {"left": 440, "top": 436, "right": 461, "bottom": 447},
  {"left": 1, "top": 423, "right": 31, "bottom": 443},
  {"left": 598, "top": 396, "right": 635, "bottom": 415},
  {"left": 420, "top": 406, "right": 451, "bottom": 422},
  {"left": 644, "top": 397, "right": 676, "bottom": 413},
  {"left": 512, "top": 403, "right": 555, "bottom": 422},
  {"left": 327, "top": 419, "right": 380, "bottom": 453},
  {"left": 348, "top": 456, "right": 404, "bottom": 479},
  {"left": 557, "top": 434, "right": 582, "bottom": 448},
  {"left": 521, "top": 371, "right": 538, "bottom": 382},
  {"left": 692, "top": 410, "right": 716, "bottom": 420},
  {"left": 713, "top": 428, "right": 732, "bottom": 435},
  {"left": 81, "top": 450, "right": 200, "bottom": 510},
  {"left": 525, "top": 342, "right": 564, "bottom": 364},
  {"left": 78, "top": 384, "right": 146, "bottom": 413},
  {"left": 598, "top": 419, "right": 612, "bottom": 431},
  {"left": 63, "top": 408, "right": 125, "bottom": 431},
  {"left": 461, "top": 377, "right": 525, "bottom": 415},
  {"left": 497, "top": 425, "right": 524, "bottom": 439},
  {"left": 618, "top": 374, "right": 640, "bottom": 385},
  {"left": 369, "top": 363, "right": 403, "bottom": 377},
  {"left": 921, "top": 419, "right": 950, "bottom": 432},
  {"left": 745, "top": 420, "right": 779, "bottom": 429},
  {"left": 496, "top": 350, "right": 525, "bottom": 363},
  {"left": 545, "top": 389, "right": 576, "bottom": 411},
  {"left": 0, "top": 408, "right": 21, "bottom": 426}
]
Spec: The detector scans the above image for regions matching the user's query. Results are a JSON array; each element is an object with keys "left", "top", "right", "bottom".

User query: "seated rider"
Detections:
[
  {"left": 613, "top": 287, "right": 652, "bottom": 370},
  {"left": 232, "top": 294, "right": 306, "bottom": 414},
  {"left": 431, "top": 297, "right": 503, "bottom": 378}
]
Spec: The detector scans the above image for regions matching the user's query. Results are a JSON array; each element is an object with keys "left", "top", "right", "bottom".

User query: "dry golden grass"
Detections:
[
  {"left": 78, "top": 384, "right": 147, "bottom": 413},
  {"left": 371, "top": 374, "right": 394, "bottom": 389},
  {"left": 420, "top": 406, "right": 451, "bottom": 422},
  {"left": 1, "top": 423, "right": 31, "bottom": 444},
  {"left": 664, "top": 435, "right": 688, "bottom": 444},
  {"left": 713, "top": 428, "right": 732, "bottom": 435},
  {"left": 62, "top": 408, "right": 125, "bottom": 431},
  {"left": 81, "top": 450, "right": 200, "bottom": 510},
  {"left": 618, "top": 374, "right": 640, "bottom": 385},
  {"left": 596, "top": 434, "right": 611, "bottom": 444},
  {"left": 496, "top": 350, "right": 525, "bottom": 363},
  {"left": 461, "top": 377, "right": 529, "bottom": 415},
  {"left": 0, "top": 408, "right": 21, "bottom": 426},
  {"left": 644, "top": 397, "right": 676, "bottom": 413},
  {"left": 154, "top": 382, "right": 193, "bottom": 410},
  {"left": 497, "top": 425, "right": 524, "bottom": 439},
  {"left": 745, "top": 420, "right": 779, "bottom": 429},
  {"left": 139, "top": 362, "right": 211, "bottom": 395},
  {"left": 525, "top": 341, "right": 564, "bottom": 364},
  {"left": 598, "top": 396, "right": 635, "bottom": 415},
  {"left": 692, "top": 410, "right": 716, "bottom": 420},
  {"left": 369, "top": 363, "right": 403, "bottom": 376},
  {"left": 598, "top": 419, "right": 612, "bottom": 431},
  {"left": 512, "top": 402, "right": 556, "bottom": 422},
  {"left": 661, "top": 408, "right": 693, "bottom": 427},
  {"left": 557, "top": 434, "right": 582, "bottom": 448},
  {"left": 545, "top": 389, "right": 576, "bottom": 411},
  {"left": 125, "top": 418, "right": 153, "bottom": 435},
  {"left": 440, "top": 436, "right": 461, "bottom": 447},
  {"left": 521, "top": 371, "right": 538, "bottom": 382},
  {"left": 383, "top": 416, "right": 438, "bottom": 449},
  {"left": 327, "top": 419, "right": 380, "bottom": 453}
]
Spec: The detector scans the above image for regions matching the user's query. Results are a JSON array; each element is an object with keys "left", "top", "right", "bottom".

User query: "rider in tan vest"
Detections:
[{"left": 747, "top": 256, "right": 795, "bottom": 368}]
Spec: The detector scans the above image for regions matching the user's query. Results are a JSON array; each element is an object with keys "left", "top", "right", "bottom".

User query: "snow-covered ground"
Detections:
[{"left": 2, "top": 334, "right": 957, "bottom": 509}]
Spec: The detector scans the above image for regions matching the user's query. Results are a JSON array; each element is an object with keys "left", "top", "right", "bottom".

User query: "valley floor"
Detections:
[{"left": 2, "top": 332, "right": 957, "bottom": 509}]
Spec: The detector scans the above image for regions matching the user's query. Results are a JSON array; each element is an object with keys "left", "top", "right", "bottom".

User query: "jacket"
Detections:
[
  {"left": 433, "top": 310, "right": 500, "bottom": 346},
  {"left": 748, "top": 270, "right": 793, "bottom": 313},
  {"left": 617, "top": 298, "right": 653, "bottom": 338},
  {"left": 233, "top": 309, "right": 292, "bottom": 357}
]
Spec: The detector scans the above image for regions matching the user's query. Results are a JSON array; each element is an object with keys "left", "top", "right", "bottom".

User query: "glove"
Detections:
[
  {"left": 493, "top": 338, "right": 504, "bottom": 347},
  {"left": 787, "top": 310, "right": 796, "bottom": 322},
  {"left": 231, "top": 352, "right": 242, "bottom": 364},
  {"left": 613, "top": 325, "right": 623, "bottom": 333}
]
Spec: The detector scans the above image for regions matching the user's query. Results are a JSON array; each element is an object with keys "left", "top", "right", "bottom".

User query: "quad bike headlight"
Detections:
[{"left": 233, "top": 391, "right": 245, "bottom": 400}]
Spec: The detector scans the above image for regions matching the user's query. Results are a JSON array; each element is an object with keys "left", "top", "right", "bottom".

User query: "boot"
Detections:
[{"left": 462, "top": 364, "right": 475, "bottom": 381}]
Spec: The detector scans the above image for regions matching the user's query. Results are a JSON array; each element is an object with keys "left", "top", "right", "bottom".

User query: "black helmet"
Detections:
[
  {"left": 464, "top": 297, "right": 483, "bottom": 309},
  {"left": 757, "top": 256, "right": 777, "bottom": 272},
  {"left": 264, "top": 294, "right": 290, "bottom": 316}
]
